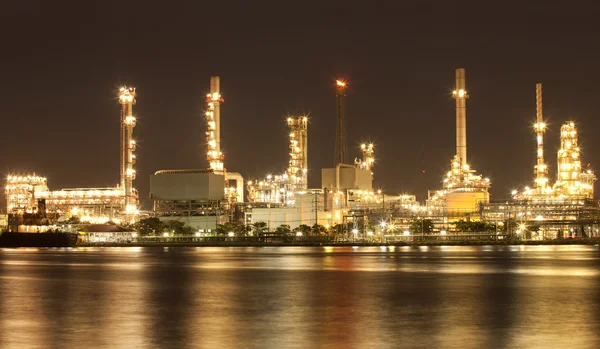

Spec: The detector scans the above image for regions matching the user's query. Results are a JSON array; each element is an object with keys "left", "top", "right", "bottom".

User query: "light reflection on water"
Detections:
[{"left": 0, "top": 245, "right": 599, "bottom": 349}]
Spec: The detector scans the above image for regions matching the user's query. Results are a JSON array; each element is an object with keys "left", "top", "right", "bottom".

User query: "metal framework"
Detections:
[
  {"left": 153, "top": 199, "right": 230, "bottom": 218},
  {"left": 481, "top": 198, "right": 600, "bottom": 239},
  {"left": 287, "top": 116, "right": 308, "bottom": 192},
  {"left": 119, "top": 86, "right": 138, "bottom": 222},
  {"left": 247, "top": 174, "right": 291, "bottom": 205},
  {"left": 533, "top": 83, "right": 549, "bottom": 193},
  {"left": 5, "top": 175, "right": 49, "bottom": 214},
  {"left": 355, "top": 143, "right": 375, "bottom": 174},
  {"left": 206, "top": 76, "right": 224, "bottom": 173},
  {"left": 335, "top": 80, "right": 347, "bottom": 166},
  {"left": 247, "top": 116, "right": 310, "bottom": 206},
  {"left": 553, "top": 121, "right": 595, "bottom": 198}
]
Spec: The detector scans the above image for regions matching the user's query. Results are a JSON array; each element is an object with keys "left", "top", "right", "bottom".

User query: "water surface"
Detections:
[{"left": 1, "top": 245, "right": 599, "bottom": 349}]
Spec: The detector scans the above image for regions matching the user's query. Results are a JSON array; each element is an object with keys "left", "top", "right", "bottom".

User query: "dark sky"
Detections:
[{"left": 1, "top": 0, "right": 600, "bottom": 209}]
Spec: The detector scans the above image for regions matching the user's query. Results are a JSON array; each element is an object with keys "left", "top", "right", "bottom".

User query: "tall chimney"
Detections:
[
  {"left": 206, "top": 76, "right": 224, "bottom": 172},
  {"left": 534, "top": 83, "right": 547, "bottom": 191},
  {"left": 453, "top": 68, "right": 468, "bottom": 168}
]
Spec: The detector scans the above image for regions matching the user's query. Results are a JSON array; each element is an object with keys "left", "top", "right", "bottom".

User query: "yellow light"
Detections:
[{"left": 336, "top": 80, "right": 346, "bottom": 87}]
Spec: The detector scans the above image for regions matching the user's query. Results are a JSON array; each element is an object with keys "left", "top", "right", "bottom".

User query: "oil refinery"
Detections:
[
  {"left": 426, "top": 68, "right": 491, "bottom": 219},
  {"left": 4, "top": 69, "right": 600, "bottom": 241},
  {"left": 4, "top": 86, "right": 140, "bottom": 232}
]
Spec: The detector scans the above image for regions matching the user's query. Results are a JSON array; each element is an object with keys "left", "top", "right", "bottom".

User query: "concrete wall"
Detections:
[
  {"left": 150, "top": 171, "right": 224, "bottom": 200},
  {"left": 322, "top": 166, "right": 372, "bottom": 190},
  {"left": 251, "top": 207, "right": 300, "bottom": 230},
  {"left": 250, "top": 193, "right": 333, "bottom": 230}
]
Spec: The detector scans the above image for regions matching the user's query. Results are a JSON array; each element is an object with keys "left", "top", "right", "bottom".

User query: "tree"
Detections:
[
  {"left": 410, "top": 218, "right": 434, "bottom": 234},
  {"left": 163, "top": 220, "right": 193, "bottom": 235},
  {"left": 235, "top": 223, "right": 252, "bottom": 236},
  {"left": 455, "top": 220, "right": 469, "bottom": 232},
  {"left": 294, "top": 224, "right": 312, "bottom": 235},
  {"left": 135, "top": 217, "right": 163, "bottom": 236},
  {"left": 328, "top": 223, "right": 344, "bottom": 236},
  {"left": 275, "top": 224, "right": 291, "bottom": 234},
  {"left": 215, "top": 221, "right": 240, "bottom": 236},
  {"left": 253, "top": 221, "right": 268, "bottom": 234},
  {"left": 312, "top": 224, "right": 326, "bottom": 235}
]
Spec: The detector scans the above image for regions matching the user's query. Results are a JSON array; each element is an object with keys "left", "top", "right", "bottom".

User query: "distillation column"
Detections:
[
  {"left": 335, "top": 80, "right": 347, "bottom": 166},
  {"left": 356, "top": 143, "right": 375, "bottom": 173},
  {"left": 287, "top": 116, "right": 308, "bottom": 191},
  {"left": 206, "top": 76, "right": 224, "bottom": 172},
  {"left": 452, "top": 68, "right": 468, "bottom": 168},
  {"left": 534, "top": 83, "right": 548, "bottom": 192},
  {"left": 118, "top": 86, "right": 137, "bottom": 221}
]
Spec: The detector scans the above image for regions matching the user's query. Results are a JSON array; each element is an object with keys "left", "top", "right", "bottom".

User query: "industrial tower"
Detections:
[
  {"left": 355, "top": 143, "right": 375, "bottom": 175},
  {"left": 335, "top": 80, "right": 347, "bottom": 166},
  {"left": 553, "top": 121, "right": 596, "bottom": 198},
  {"left": 533, "top": 83, "right": 549, "bottom": 193},
  {"left": 119, "top": 86, "right": 138, "bottom": 221},
  {"left": 206, "top": 76, "right": 224, "bottom": 173},
  {"left": 426, "top": 68, "right": 490, "bottom": 218},
  {"left": 452, "top": 68, "right": 468, "bottom": 168},
  {"left": 287, "top": 116, "right": 308, "bottom": 192}
]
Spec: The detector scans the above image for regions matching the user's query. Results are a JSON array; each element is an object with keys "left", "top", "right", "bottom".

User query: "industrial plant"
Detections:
[
  {"left": 4, "top": 86, "right": 140, "bottom": 232},
  {"left": 149, "top": 76, "right": 244, "bottom": 231},
  {"left": 4, "top": 68, "right": 600, "bottom": 241}
]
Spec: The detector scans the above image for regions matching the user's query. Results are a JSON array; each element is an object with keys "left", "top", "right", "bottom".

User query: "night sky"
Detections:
[{"left": 1, "top": 1, "right": 600, "bottom": 209}]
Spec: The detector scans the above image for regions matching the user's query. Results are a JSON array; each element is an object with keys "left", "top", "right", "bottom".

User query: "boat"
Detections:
[{"left": 0, "top": 232, "right": 79, "bottom": 248}]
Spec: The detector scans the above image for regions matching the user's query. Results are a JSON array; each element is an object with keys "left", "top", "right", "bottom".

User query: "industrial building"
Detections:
[
  {"left": 247, "top": 115, "right": 308, "bottom": 206},
  {"left": 4, "top": 68, "right": 599, "bottom": 241},
  {"left": 244, "top": 79, "right": 419, "bottom": 236},
  {"left": 426, "top": 68, "right": 491, "bottom": 220},
  {"left": 481, "top": 83, "right": 600, "bottom": 239},
  {"left": 4, "top": 87, "right": 140, "bottom": 232},
  {"left": 150, "top": 76, "right": 244, "bottom": 230}
]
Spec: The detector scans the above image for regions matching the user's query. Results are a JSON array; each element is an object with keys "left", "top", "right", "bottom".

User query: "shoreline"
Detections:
[{"left": 78, "top": 238, "right": 600, "bottom": 248}]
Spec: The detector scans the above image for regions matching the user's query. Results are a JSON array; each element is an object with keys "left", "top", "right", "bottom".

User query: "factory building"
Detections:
[
  {"left": 150, "top": 170, "right": 229, "bottom": 230},
  {"left": 426, "top": 68, "right": 491, "bottom": 220},
  {"left": 247, "top": 116, "right": 308, "bottom": 206},
  {"left": 4, "top": 87, "right": 140, "bottom": 231},
  {"left": 245, "top": 115, "right": 324, "bottom": 229},
  {"left": 150, "top": 76, "right": 244, "bottom": 230},
  {"left": 481, "top": 83, "right": 600, "bottom": 239},
  {"left": 245, "top": 79, "right": 412, "bottom": 232}
]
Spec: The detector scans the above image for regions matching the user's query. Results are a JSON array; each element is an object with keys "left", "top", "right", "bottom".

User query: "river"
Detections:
[{"left": 0, "top": 245, "right": 599, "bottom": 349}]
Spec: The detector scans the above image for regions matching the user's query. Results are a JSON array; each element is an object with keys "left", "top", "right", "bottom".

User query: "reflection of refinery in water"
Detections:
[{"left": 4, "top": 68, "right": 600, "bottom": 238}]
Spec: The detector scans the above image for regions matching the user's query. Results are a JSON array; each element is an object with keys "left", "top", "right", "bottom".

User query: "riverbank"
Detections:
[{"left": 79, "top": 238, "right": 600, "bottom": 248}]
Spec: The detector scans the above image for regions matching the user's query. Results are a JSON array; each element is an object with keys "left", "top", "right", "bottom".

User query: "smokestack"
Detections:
[
  {"left": 206, "top": 76, "right": 224, "bottom": 172},
  {"left": 210, "top": 76, "right": 221, "bottom": 163},
  {"left": 118, "top": 86, "right": 137, "bottom": 222},
  {"left": 453, "top": 68, "right": 468, "bottom": 168},
  {"left": 335, "top": 80, "right": 347, "bottom": 166},
  {"left": 534, "top": 83, "right": 547, "bottom": 191}
]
